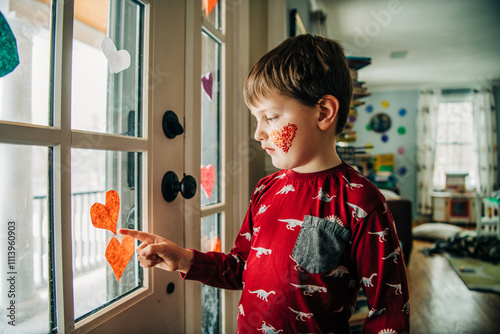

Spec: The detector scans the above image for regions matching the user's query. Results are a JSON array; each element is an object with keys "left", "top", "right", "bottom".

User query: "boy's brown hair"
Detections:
[{"left": 244, "top": 34, "right": 352, "bottom": 135}]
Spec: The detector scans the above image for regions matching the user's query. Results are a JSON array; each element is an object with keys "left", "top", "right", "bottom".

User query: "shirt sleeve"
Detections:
[
  {"left": 180, "top": 202, "right": 255, "bottom": 290},
  {"left": 351, "top": 202, "right": 410, "bottom": 333}
]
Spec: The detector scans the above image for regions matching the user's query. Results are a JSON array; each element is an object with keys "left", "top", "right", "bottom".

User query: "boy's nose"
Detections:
[{"left": 254, "top": 124, "right": 267, "bottom": 142}]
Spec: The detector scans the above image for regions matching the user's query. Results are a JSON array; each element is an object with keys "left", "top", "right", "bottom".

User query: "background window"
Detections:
[{"left": 433, "top": 100, "right": 478, "bottom": 190}]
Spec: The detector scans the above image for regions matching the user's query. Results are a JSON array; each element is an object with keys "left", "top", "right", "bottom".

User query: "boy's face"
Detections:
[{"left": 250, "top": 94, "right": 332, "bottom": 173}]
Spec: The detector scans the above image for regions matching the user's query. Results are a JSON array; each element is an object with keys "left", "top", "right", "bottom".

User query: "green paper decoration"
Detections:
[{"left": 0, "top": 12, "right": 20, "bottom": 77}]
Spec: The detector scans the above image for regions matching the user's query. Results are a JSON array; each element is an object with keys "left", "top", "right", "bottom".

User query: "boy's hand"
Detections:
[{"left": 118, "top": 229, "right": 193, "bottom": 274}]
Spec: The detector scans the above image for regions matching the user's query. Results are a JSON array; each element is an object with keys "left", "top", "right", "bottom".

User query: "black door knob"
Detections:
[
  {"left": 162, "top": 110, "right": 184, "bottom": 139},
  {"left": 161, "top": 171, "right": 197, "bottom": 202}
]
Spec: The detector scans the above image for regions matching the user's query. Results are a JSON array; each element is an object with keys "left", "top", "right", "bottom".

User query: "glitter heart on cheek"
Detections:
[{"left": 270, "top": 123, "right": 298, "bottom": 153}]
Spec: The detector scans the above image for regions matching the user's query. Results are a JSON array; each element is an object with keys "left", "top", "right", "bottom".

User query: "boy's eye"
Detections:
[{"left": 267, "top": 116, "right": 278, "bottom": 122}]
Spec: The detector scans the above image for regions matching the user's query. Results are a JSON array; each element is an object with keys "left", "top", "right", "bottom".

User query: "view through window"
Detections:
[{"left": 433, "top": 99, "right": 478, "bottom": 191}]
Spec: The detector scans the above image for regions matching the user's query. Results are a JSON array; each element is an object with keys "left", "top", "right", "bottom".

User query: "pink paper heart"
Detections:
[
  {"left": 202, "top": 72, "right": 213, "bottom": 100},
  {"left": 200, "top": 164, "right": 215, "bottom": 199}
]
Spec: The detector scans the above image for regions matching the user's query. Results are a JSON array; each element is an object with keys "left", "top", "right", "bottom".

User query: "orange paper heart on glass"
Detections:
[
  {"left": 200, "top": 164, "right": 216, "bottom": 199},
  {"left": 90, "top": 190, "right": 120, "bottom": 234},
  {"left": 105, "top": 236, "right": 135, "bottom": 281},
  {"left": 202, "top": 0, "right": 218, "bottom": 16}
]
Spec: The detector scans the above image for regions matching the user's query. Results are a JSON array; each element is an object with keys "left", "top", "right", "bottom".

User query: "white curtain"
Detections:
[
  {"left": 472, "top": 88, "right": 499, "bottom": 196},
  {"left": 416, "top": 90, "right": 440, "bottom": 215}
]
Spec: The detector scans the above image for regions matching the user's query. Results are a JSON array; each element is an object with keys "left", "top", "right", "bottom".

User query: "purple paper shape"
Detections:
[{"left": 202, "top": 72, "right": 213, "bottom": 100}]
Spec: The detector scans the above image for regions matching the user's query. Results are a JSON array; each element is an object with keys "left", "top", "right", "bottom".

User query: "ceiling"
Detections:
[{"left": 312, "top": 0, "right": 500, "bottom": 91}]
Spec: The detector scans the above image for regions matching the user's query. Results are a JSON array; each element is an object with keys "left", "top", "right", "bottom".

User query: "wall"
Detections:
[
  {"left": 248, "top": 0, "right": 271, "bottom": 190},
  {"left": 352, "top": 90, "right": 419, "bottom": 205},
  {"left": 494, "top": 85, "right": 500, "bottom": 184}
]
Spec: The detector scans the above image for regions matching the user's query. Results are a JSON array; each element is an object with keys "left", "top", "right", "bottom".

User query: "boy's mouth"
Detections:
[{"left": 262, "top": 146, "right": 275, "bottom": 154}]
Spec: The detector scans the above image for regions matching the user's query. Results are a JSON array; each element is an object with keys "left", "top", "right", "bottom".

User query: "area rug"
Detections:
[{"left": 444, "top": 252, "right": 500, "bottom": 293}]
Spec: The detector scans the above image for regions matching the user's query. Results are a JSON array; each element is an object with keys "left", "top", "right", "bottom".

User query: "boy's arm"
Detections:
[
  {"left": 351, "top": 202, "right": 410, "bottom": 333},
  {"left": 120, "top": 211, "right": 252, "bottom": 291},
  {"left": 179, "top": 207, "right": 254, "bottom": 290},
  {"left": 118, "top": 228, "right": 194, "bottom": 273}
]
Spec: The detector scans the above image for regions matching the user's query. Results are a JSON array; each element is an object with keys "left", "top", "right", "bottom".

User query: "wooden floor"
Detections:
[{"left": 407, "top": 239, "right": 500, "bottom": 334}]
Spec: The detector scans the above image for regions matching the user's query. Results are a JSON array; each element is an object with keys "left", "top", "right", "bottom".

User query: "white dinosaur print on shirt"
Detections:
[
  {"left": 274, "top": 173, "right": 286, "bottom": 179},
  {"left": 254, "top": 185, "right": 265, "bottom": 194},
  {"left": 240, "top": 232, "right": 252, "bottom": 241},
  {"left": 368, "top": 308, "right": 387, "bottom": 317},
  {"left": 289, "top": 307, "right": 314, "bottom": 321},
  {"left": 290, "top": 283, "right": 327, "bottom": 296},
  {"left": 252, "top": 247, "right": 272, "bottom": 258},
  {"left": 239, "top": 304, "right": 245, "bottom": 316},
  {"left": 249, "top": 289, "right": 276, "bottom": 302},
  {"left": 361, "top": 273, "right": 378, "bottom": 287},
  {"left": 343, "top": 175, "right": 364, "bottom": 190},
  {"left": 333, "top": 305, "right": 344, "bottom": 313},
  {"left": 368, "top": 227, "right": 389, "bottom": 242},
  {"left": 232, "top": 253, "right": 241, "bottom": 264},
  {"left": 279, "top": 218, "right": 303, "bottom": 231},
  {"left": 402, "top": 301, "right": 410, "bottom": 314},
  {"left": 347, "top": 202, "right": 367, "bottom": 220},
  {"left": 386, "top": 283, "right": 402, "bottom": 295},
  {"left": 253, "top": 226, "right": 261, "bottom": 236},
  {"left": 276, "top": 184, "right": 295, "bottom": 194},
  {"left": 312, "top": 188, "right": 336, "bottom": 202},
  {"left": 257, "top": 204, "right": 270, "bottom": 215},
  {"left": 326, "top": 265, "right": 349, "bottom": 278},
  {"left": 382, "top": 247, "right": 401, "bottom": 263},
  {"left": 258, "top": 321, "right": 283, "bottom": 334},
  {"left": 289, "top": 255, "right": 304, "bottom": 272}
]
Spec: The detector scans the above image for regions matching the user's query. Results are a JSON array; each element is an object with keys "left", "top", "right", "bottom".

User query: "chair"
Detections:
[{"left": 475, "top": 196, "right": 500, "bottom": 235}]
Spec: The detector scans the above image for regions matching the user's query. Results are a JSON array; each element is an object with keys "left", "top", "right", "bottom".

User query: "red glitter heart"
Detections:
[{"left": 270, "top": 123, "right": 297, "bottom": 153}]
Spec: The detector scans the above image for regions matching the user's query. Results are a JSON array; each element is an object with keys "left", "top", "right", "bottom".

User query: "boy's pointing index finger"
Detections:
[{"left": 118, "top": 228, "right": 156, "bottom": 243}]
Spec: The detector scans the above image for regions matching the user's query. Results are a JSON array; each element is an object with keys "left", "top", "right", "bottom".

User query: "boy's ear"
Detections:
[{"left": 317, "top": 95, "right": 340, "bottom": 131}]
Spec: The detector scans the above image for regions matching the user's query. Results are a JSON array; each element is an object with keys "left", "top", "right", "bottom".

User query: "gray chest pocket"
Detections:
[{"left": 291, "top": 215, "right": 351, "bottom": 274}]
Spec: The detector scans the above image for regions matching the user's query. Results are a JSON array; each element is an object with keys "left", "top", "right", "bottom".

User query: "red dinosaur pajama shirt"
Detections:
[{"left": 182, "top": 162, "right": 410, "bottom": 333}]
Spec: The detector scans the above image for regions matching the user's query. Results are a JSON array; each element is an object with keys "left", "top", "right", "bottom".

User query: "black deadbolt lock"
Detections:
[
  {"left": 161, "top": 171, "right": 197, "bottom": 202},
  {"left": 162, "top": 110, "right": 184, "bottom": 139}
]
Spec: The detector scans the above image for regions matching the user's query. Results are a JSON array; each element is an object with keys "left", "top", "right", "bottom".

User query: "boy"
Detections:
[{"left": 120, "top": 34, "right": 410, "bottom": 333}]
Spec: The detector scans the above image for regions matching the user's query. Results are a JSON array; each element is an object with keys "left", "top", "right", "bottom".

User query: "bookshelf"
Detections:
[{"left": 338, "top": 56, "right": 372, "bottom": 144}]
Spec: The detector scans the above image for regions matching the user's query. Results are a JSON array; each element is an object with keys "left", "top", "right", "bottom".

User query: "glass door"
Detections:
[
  {"left": 200, "top": 2, "right": 228, "bottom": 333},
  {"left": 0, "top": 0, "right": 191, "bottom": 332},
  {"left": 0, "top": 0, "right": 245, "bottom": 332}
]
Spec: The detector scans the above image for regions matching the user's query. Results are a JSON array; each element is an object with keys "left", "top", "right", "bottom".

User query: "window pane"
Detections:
[
  {"left": 202, "top": 0, "right": 221, "bottom": 29},
  {"left": 433, "top": 101, "right": 478, "bottom": 190},
  {"left": 201, "top": 32, "right": 222, "bottom": 207},
  {"left": 0, "top": 1, "right": 51, "bottom": 126},
  {"left": 0, "top": 144, "right": 50, "bottom": 333},
  {"left": 71, "top": 149, "right": 142, "bottom": 320},
  {"left": 201, "top": 214, "right": 222, "bottom": 334},
  {"left": 71, "top": 0, "right": 144, "bottom": 137}
]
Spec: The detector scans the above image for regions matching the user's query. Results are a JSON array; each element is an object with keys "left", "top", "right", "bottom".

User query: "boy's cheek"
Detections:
[{"left": 270, "top": 123, "right": 298, "bottom": 153}]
